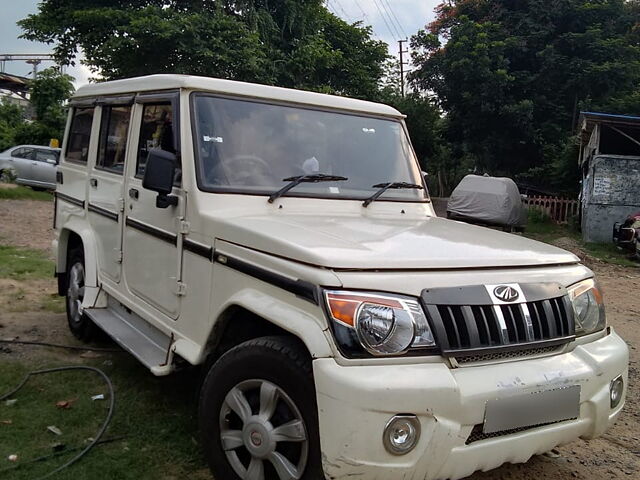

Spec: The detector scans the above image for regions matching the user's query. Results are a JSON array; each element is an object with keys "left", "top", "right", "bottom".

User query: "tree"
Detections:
[
  {"left": 409, "top": 0, "right": 640, "bottom": 192},
  {"left": 19, "top": 0, "right": 388, "bottom": 100},
  {"left": 0, "top": 100, "right": 25, "bottom": 151},
  {"left": 0, "top": 68, "right": 74, "bottom": 148},
  {"left": 30, "top": 67, "right": 75, "bottom": 133}
]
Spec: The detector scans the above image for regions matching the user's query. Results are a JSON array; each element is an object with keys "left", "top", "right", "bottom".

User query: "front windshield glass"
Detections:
[{"left": 193, "top": 94, "right": 428, "bottom": 202}]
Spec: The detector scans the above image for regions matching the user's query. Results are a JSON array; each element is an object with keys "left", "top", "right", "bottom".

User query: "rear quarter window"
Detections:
[{"left": 66, "top": 107, "right": 95, "bottom": 164}]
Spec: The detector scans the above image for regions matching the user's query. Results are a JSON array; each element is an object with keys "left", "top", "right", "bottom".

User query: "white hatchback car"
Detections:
[
  {"left": 0, "top": 144, "right": 60, "bottom": 189},
  {"left": 53, "top": 75, "right": 628, "bottom": 480}
]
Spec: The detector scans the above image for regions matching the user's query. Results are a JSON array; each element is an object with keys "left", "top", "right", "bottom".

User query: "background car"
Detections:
[{"left": 0, "top": 144, "right": 60, "bottom": 190}]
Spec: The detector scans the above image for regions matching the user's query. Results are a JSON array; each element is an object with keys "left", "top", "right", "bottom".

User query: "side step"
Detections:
[{"left": 84, "top": 299, "right": 175, "bottom": 376}]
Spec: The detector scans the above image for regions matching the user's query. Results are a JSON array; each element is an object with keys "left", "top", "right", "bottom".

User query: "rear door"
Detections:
[
  {"left": 87, "top": 99, "right": 134, "bottom": 284},
  {"left": 123, "top": 92, "right": 183, "bottom": 319}
]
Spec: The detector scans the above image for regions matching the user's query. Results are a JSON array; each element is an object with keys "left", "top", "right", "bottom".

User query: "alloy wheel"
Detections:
[{"left": 219, "top": 379, "right": 308, "bottom": 480}]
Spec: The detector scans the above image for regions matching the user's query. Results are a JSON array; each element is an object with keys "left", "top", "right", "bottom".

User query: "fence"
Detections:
[{"left": 523, "top": 196, "right": 579, "bottom": 224}]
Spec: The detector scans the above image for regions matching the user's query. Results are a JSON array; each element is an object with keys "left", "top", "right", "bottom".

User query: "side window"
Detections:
[
  {"left": 66, "top": 107, "right": 95, "bottom": 164},
  {"left": 136, "top": 103, "right": 175, "bottom": 177},
  {"left": 12, "top": 147, "right": 33, "bottom": 159},
  {"left": 35, "top": 149, "right": 58, "bottom": 163},
  {"left": 96, "top": 105, "right": 131, "bottom": 174}
]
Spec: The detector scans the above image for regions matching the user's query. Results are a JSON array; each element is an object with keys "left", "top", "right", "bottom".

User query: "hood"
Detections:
[{"left": 213, "top": 212, "right": 578, "bottom": 270}]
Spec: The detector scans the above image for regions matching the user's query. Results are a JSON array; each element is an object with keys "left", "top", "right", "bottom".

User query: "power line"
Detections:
[
  {"left": 372, "top": 0, "right": 399, "bottom": 39},
  {"left": 332, "top": 0, "right": 352, "bottom": 21},
  {"left": 353, "top": 0, "right": 368, "bottom": 20},
  {"left": 382, "top": 0, "right": 408, "bottom": 38}
]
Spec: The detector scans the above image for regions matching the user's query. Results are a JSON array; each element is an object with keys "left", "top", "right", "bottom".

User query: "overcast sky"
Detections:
[{"left": 1, "top": 0, "right": 440, "bottom": 87}]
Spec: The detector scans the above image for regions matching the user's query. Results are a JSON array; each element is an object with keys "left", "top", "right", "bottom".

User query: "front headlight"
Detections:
[
  {"left": 568, "top": 278, "right": 606, "bottom": 336},
  {"left": 324, "top": 290, "right": 436, "bottom": 357}
]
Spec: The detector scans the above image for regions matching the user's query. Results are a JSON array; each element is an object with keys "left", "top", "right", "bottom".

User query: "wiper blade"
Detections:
[
  {"left": 268, "top": 174, "right": 348, "bottom": 203},
  {"left": 363, "top": 182, "right": 423, "bottom": 207}
]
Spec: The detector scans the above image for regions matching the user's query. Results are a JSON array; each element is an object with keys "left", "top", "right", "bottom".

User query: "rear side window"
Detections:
[
  {"left": 66, "top": 107, "right": 95, "bottom": 163},
  {"left": 11, "top": 147, "right": 33, "bottom": 159},
  {"left": 97, "top": 105, "right": 131, "bottom": 174},
  {"left": 136, "top": 103, "right": 175, "bottom": 177}
]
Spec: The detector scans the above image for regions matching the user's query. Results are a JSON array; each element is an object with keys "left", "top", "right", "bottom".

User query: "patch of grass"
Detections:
[
  {"left": 0, "top": 246, "right": 54, "bottom": 280},
  {"left": 0, "top": 185, "right": 52, "bottom": 201},
  {"left": 583, "top": 242, "right": 639, "bottom": 268},
  {"left": 0, "top": 356, "right": 209, "bottom": 480},
  {"left": 524, "top": 220, "right": 639, "bottom": 268},
  {"left": 40, "top": 294, "right": 66, "bottom": 314}
]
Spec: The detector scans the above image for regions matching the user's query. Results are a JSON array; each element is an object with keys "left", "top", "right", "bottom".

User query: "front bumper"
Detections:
[{"left": 314, "top": 329, "right": 628, "bottom": 480}]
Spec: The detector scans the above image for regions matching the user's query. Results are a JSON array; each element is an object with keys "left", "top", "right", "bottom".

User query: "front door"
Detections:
[
  {"left": 87, "top": 103, "right": 132, "bottom": 283},
  {"left": 32, "top": 149, "right": 58, "bottom": 187},
  {"left": 123, "top": 94, "right": 183, "bottom": 319},
  {"left": 8, "top": 147, "right": 35, "bottom": 183}
]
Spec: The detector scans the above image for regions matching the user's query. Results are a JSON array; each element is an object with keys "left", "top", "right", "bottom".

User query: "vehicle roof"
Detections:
[
  {"left": 8, "top": 145, "right": 60, "bottom": 151},
  {"left": 73, "top": 74, "right": 404, "bottom": 119}
]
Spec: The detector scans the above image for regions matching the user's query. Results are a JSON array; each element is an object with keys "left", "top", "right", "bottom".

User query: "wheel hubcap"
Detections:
[
  {"left": 67, "top": 262, "right": 85, "bottom": 323},
  {"left": 219, "top": 379, "right": 308, "bottom": 480}
]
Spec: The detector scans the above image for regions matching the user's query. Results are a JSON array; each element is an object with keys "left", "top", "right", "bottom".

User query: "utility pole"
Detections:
[{"left": 398, "top": 39, "right": 409, "bottom": 97}]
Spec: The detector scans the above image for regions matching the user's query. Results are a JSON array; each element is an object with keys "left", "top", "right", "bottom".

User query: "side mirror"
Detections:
[
  {"left": 142, "top": 149, "right": 178, "bottom": 208},
  {"left": 46, "top": 158, "right": 57, "bottom": 165}
]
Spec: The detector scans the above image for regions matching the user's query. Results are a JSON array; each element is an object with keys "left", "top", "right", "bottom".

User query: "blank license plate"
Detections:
[{"left": 483, "top": 385, "right": 581, "bottom": 434}]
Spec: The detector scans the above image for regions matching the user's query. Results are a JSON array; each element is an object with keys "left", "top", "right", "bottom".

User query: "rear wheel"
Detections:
[
  {"left": 65, "top": 247, "right": 96, "bottom": 341},
  {"left": 199, "top": 336, "right": 323, "bottom": 480}
]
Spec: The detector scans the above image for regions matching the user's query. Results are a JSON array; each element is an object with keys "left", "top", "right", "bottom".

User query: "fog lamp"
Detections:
[
  {"left": 610, "top": 376, "right": 624, "bottom": 409},
  {"left": 383, "top": 415, "right": 420, "bottom": 455}
]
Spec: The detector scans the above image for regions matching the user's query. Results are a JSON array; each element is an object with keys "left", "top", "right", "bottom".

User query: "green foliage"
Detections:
[
  {"left": 528, "top": 208, "right": 553, "bottom": 225},
  {"left": 0, "top": 68, "right": 73, "bottom": 149},
  {"left": 19, "top": 0, "right": 388, "bottom": 100},
  {"left": 409, "top": 0, "right": 640, "bottom": 193},
  {"left": 0, "top": 100, "right": 25, "bottom": 151},
  {"left": 30, "top": 67, "right": 74, "bottom": 129}
]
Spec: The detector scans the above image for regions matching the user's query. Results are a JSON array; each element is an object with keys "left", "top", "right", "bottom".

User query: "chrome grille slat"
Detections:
[{"left": 420, "top": 284, "right": 575, "bottom": 358}]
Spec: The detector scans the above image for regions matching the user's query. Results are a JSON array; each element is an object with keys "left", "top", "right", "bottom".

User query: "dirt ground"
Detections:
[
  {"left": 1, "top": 198, "right": 639, "bottom": 479},
  {"left": 0, "top": 197, "right": 55, "bottom": 253}
]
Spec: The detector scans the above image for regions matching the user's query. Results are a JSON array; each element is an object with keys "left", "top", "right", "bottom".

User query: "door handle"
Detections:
[
  {"left": 90, "top": 178, "right": 98, "bottom": 187},
  {"left": 129, "top": 188, "right": 139, "bottom": 200}
]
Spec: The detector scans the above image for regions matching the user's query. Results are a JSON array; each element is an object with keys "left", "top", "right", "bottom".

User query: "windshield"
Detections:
[{"left": 192, "top": 94, "right": 428, "bottom": 202}]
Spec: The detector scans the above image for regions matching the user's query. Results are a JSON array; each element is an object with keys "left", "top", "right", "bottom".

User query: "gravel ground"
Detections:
[{"left": 0, "top": 198, "right": 638, "bottom": 480}]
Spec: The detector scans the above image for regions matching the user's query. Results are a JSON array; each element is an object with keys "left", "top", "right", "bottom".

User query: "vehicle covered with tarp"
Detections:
[{"left": 447, "top": 174, "right": 527, "bottom": 229}]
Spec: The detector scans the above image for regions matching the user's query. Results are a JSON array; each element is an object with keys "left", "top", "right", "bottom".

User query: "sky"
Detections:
[{"left": 1, "top": 0, "right": 440, "bottom": 88}]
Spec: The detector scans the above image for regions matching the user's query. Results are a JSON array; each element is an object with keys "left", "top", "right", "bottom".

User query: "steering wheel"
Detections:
[{"left": 209, "top": 154, "right": 275, "bottom": 186}]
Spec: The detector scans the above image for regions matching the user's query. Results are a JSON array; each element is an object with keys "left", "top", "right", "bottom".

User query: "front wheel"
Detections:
[{"left": 199, "top": 336, "right": 323, "bottom": 480}]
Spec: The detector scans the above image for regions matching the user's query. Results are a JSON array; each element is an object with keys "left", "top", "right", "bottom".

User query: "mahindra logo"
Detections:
[{"left": 493, "top": 285, "right": 520, "bottom": 302}]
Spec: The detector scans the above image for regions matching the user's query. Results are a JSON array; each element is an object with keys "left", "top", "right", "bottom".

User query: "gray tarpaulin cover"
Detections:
[{"left": 447, "top": 175, "right": 527, "bottom": 227}]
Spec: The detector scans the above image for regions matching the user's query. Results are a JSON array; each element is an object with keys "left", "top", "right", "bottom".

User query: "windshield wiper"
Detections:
[
  {"left": 362, "top": 182, "right": 424, "bottom": 207},
  {"left": 268, "top": 174, "right": 348, "bottom": 203}
]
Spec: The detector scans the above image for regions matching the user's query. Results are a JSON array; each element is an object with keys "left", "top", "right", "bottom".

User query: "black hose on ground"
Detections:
[
  {"left": 0, "top": 339, "right": 121, "bottom": 353},
  {"left": 0, "top": 366, "right": 116, "bottom": 480}
]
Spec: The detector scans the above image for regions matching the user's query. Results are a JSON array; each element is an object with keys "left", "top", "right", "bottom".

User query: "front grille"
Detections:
[{"left": 421, "top": 284, "right": 575, "bottom": 356}]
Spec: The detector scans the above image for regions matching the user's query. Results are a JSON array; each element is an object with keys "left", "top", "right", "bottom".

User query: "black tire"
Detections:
[
  {"left": 65, "top": 246, "right": 96, "bottom": 341},
  {"left": 199, "top": 336, "right": 323, "bottom": 480}
]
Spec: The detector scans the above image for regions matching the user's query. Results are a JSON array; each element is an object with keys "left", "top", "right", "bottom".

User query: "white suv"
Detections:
[{"left": 53, "top": 75, "right": 628, "bottom": 480}]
